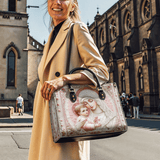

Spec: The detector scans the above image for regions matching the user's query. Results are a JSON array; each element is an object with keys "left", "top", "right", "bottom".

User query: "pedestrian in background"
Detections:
[
  {"left": 16, "top": 94, "right": 24, "bottom": 116},
  {"left": 121, "top": 92, "right": 126, "bottom": 98},
  {"left": 121, "top": 96, "right": 128, "bottom": 118},
  {"left": 119, "top": 93, "right": 122, "bottom": 102},
  {"left": 132, "top": 93, "right": 140, "bottom": 119},
  {"left": 139, "top": 93, "right": 144, "bottom": 113},
  {"left": 127, "top": 92, "right": 134, "bottom": 118}
]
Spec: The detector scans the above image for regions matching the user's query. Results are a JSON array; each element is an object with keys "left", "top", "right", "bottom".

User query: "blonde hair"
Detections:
[
  {"left": 70, "top": 0, "right": 81, "bottom": 22},
  {"left": 48, "top": 0, "right": 81, "bottom": 28}
]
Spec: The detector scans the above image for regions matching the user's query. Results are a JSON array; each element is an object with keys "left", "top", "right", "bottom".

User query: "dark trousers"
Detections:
[
  {"left": 123, "top": 105, "right": 128, "bottom": 117},
  {"left": 139, "top": 105, "right": 143, "bottom": 112},
  {"left": 129, "top": 105, "right": 133, "bottom": 117}
]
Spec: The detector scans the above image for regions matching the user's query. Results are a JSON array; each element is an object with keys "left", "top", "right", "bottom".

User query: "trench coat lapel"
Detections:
[
  {"left": 38, "top": 18, "right": 72, "bottom": 83},
  {"left": 44, "top": 18, "right": 72, "bottom": 71}
]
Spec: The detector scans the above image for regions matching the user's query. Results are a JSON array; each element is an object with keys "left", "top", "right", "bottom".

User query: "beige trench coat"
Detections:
[{"left": 28, "top": 18, "right": 109, "bottom": 160}]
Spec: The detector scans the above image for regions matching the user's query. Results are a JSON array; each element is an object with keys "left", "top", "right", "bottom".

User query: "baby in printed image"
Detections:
[{"left": 75, "top": 103, "right": 101, "bottom": 131}]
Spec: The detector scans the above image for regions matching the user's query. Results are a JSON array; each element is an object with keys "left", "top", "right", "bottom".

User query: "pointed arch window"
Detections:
[
  {"left": 138, "top": 67, "right": 144, "bottom": 90},
  {"left": 100, "top": 28, "right": 105, "bottom": 46},
  {"left": 142, "top": 0, "right": 151, "bottom": 21},
  {"left": 126, "top": 12, "right": 131, "bottom": 30},
  {"left": 144, "top": 0, "right": 151, "bottom": 19},
  {"left": 121, "top": 71, "right": 126, "bottom": 92},
  {"left": 124, "top": 11, "right": 131, "bottom": 32},
  {"left": 7, "top": 50, "right": 15, "bottom": 86},
  {"left": 9, "top": 0, "right": 16, "bottom": 12}
]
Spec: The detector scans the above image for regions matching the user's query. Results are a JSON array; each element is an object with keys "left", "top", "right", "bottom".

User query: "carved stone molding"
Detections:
[
  {"left": 132, "top": 52, "right": 142, "bottom": 60},
  {"left": 0, "top": 11, "right": 28, "bottom": 19},
  {"left": 141, "top": 38, "right": 151, "bottom": 51},
  {"left": 155, "top": 46, "right": 160, "bottom": 53},
  {"left": 142, "top": 51, "right": 148, "bottom": 64},
  {"left": 15, "top": 16, "right": 22, "bottom": 20},
  {"left": 109, "top": 62, "right": 114, "bottom": 73},
  {"left": 124, "top": 46, "right": 131, "bottom": 57},
  {"left": 3, "top": 15, "right": 10, "bottom": 19},
  {"left": 109, "top": 53, "right": 116, "bottom": 62},
  {"left": 28, "top": 35, "right": 44, "bottom": 51},
  {"left": 124, "top": 57, "right": 129, "bottom": 69},
  {"left": 3, "top": 42, "right": 21, "bottom": 59}
]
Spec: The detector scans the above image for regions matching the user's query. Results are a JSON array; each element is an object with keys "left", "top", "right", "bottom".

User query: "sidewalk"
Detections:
[
  {"left": 0, "top": 111, "right": 33, "bottom": 128},
  {"left": 126, "top": 112, "right": 160, "bottom": 120},
  {"left": 139, "top": 113, "right": 160, "bottom": 120},
  {"left": 0, "top": 111, "right": 160, "bottom": 128}
]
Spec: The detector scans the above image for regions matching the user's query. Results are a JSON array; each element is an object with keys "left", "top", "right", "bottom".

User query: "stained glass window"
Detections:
[
  {"left": 7, "top": 50, "right": 15, "bottom": 86},
  {"left": 100, "top": 28, "right": 105, "bottom": 46},
  {"left": 9, "top": 0, "right": 16, "bottom": 11},
  {"left": 144, "top": 0, "right": 150, "bottom": 18},
  {"left": 126, "top": 13, "right": 131, "bottom": 30}
]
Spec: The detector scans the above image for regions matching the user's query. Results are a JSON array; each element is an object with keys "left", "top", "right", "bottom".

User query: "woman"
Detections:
[{"left": 28, "top": 0, "right": 109, "bottom": 160}]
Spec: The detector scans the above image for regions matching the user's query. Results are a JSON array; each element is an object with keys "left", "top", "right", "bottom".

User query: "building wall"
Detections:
[
  {"left": 89, "top": 0, "right": 160, "bottom": 113},
  {"left": 0, "top": 0, "right": 29, "bottom": 111},
  {"left": 155, "top": 46, "right": 160, "bottom": 106},
  {"left": 0, "top": 0, "right": 26, "bottom": 12},
  {"left": 117, "top": 60, "right": 124, "bottom": 93},
  {"left": 133, "top": 54, "right": 142, "bottom": 94},
  {"left": 27, "top": 36, "right": 43, "bottom": 109}
]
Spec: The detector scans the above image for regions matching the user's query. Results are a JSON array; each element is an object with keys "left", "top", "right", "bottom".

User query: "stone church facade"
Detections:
[
  {"left": 88, "top": 0, "right": 160, "bottom": 113},
  {"left": 27, "top": 35, "right": 43, "bottom": 110},
  {"left": 1, "top": 0, "right": 160, "bottom": 114},
  {"left": 0, "top": 0, "right": 43, "bottom": 111}
]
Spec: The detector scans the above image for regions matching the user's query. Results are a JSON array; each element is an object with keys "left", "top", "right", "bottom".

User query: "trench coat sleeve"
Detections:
[{"left": 73, "top": 22, "right": 109, "bottom": 87}]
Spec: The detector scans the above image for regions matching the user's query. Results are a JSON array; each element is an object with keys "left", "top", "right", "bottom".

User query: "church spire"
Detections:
[
  {"left": 97, "top": 7, "right": 100, "bottom": 15},
  {"left": 87, "top": 21, "right": 89, "bottom": 27},
  {"left": 94, "top": 7, "right": 101, "bottom": 20}
]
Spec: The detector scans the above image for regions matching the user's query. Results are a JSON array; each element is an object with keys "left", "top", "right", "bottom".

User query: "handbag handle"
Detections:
[
  {"left": 68, "top": 67, "right": 106, "bottom": 102},
  {"left": 66, "top": 24, "right": 74, "bottom": 74}
]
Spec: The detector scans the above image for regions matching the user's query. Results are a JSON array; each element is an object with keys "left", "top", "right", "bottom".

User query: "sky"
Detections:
[{"left": 27, "top": 0, "right": 118, "bottom": 44}]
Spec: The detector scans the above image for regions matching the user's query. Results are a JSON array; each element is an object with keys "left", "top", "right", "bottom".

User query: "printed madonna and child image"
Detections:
[
  {"left": 73, "top": 89, "right": 117, "bottom": 132},
  {"left": 75, "top": 100, "right": 102, "bottom": 131},
  {"left": 49, "top": 85, "right": 127, "bottom": 142}
]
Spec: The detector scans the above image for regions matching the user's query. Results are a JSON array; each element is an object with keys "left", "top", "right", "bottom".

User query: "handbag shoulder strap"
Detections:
[{"left": 66, "top": 23, "right": 75, "bottom": 74}]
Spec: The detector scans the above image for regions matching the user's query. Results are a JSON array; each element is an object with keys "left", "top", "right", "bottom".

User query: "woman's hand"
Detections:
[
  {"left": 40, "top": 77, "right": 67, "bottom": 101},
  {"left": 40, "top": 73, "right": 92, "bottom": 101}
]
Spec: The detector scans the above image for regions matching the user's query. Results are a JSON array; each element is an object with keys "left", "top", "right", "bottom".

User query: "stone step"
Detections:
[
  {"left": 9, "top": 106, "right": 14, "bottom": 114},
  {"left": 0, "top": 106, "right": 14, "bottom": 118},
  {"left": 0, "top": 107, "right": 11, "bottom": 118}
]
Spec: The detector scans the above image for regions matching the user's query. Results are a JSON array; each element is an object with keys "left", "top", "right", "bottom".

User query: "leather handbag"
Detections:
[
  {"left": 49, "top": 67, "right": 127, "bottom": 143},
  {"left": 49, "top": 24, "right": 127, "bottom": 143}
]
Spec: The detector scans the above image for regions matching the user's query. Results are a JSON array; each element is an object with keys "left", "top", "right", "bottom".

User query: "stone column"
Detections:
[
  {"left": 155, "top": 46, "right": 160, "bottom": 112},
  {"left": 142, "top": 61, "right": 151, "bottom": 113}
]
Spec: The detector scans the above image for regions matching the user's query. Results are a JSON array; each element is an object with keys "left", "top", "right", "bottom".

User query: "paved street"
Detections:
[
  {"left": 0, "top": 118, "right": 160, "bottom": 160},
  {"left": 0, "top": 128, "right": 31, "bottom": 160},
  {"left": 91, "top": 119, "right": 160, "bottom": 160}
]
